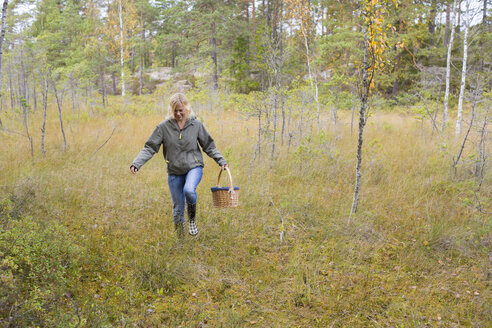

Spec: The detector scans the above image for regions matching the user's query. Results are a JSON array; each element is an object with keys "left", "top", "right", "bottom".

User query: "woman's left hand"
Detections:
[{"left": 221, "top": 164, "right": 228, "bottom": 170}]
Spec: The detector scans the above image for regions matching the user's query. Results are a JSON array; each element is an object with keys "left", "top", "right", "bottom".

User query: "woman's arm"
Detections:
[
  {"left": 130, "top": 125, "right": 163, "bottom": 172},
  {"left": 197, "top": 123, "right": 227, "bottom": 166}
]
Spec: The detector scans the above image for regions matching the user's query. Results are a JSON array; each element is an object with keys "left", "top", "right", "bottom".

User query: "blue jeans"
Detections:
[{"left": 168, "top": 166, "right": 203, "bottom": 224}]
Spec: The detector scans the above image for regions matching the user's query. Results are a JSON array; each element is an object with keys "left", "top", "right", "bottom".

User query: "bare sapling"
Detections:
[
  {"left": 247, "top": 93, "right": 268, "bottom": 191},
  {"left": 302, "top": 28, "right": 321, "bottom": 133},
  {"left": 473, "top": 99, "right": 490, "bottom": 215},
  {"left": 20, "top": 96, "right": 33, "bottom": 159},
  {"left": 270, "top": 88, "right": 281, "bottom": 166},
  {"left": 17, "top": 41, "right": 33, "bottom": 159},
  {"left": 41, "top": 73, "right": 48, "bottom": 154},
  {"left": 415, "top": 92, "right": 439, "bottom": 133},
  {"left": 281, "top": 91, "right": 285, "bottom": 145},
  {"left": 349, "top": 28, "right": 371, "bottom": 222},
  {"left": 452, "top": 83, "right": 481, "bottom": 177},
  {"left": 50, "top": 74, "right": 67, "bottom": 150},
  {"left": 475, "top": 104, "right": 489, "bottom": 185}
]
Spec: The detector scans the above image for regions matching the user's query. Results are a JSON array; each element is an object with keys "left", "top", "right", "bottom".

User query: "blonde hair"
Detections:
[{"left": 167, "top": 93, "right": 195, "bottom": 120}]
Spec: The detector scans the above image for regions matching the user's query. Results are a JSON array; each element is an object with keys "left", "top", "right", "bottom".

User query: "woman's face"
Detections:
[{"left": 173, "top": 105, "right": 186, "bottom": 122}]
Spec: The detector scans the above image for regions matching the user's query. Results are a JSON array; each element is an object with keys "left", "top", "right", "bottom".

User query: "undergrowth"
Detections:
[{"left": 0, "top": 96, "right": 490, "bottom": 327}]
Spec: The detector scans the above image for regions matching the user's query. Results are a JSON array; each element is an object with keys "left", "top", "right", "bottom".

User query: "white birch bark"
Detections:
[
  {"left": 0, "top": 0, "right": 8, "bottom": 98},
  {"left": 300, "top": 23, "right": 320, "bottom": 133},
  {"left": 456, "top": 1, "right": 469, "bottom": 135},
  {"left": 118, "top": 0, "right": 125, "bottom": 96},
  {"left": 443, "top": 0, "right": 458, "bottom": 132}
]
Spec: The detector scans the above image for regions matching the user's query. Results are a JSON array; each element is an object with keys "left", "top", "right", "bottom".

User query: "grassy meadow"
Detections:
[{"left": 0, "top": 94, "right": 491, "bottom": 327}]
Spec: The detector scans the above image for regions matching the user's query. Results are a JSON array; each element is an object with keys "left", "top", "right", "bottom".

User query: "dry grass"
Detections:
[{"left": 0, "top": 95, "right": 490, "bottom": 327}]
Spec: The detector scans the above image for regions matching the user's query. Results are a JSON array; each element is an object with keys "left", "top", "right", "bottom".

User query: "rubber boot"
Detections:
[{"left": 187, "top": 203, "right": 198, "bottom": 236}]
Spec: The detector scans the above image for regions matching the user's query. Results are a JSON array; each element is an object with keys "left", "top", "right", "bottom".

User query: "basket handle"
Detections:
[{"left": 217, "top": 167, "right": 234, "bottom": 190}]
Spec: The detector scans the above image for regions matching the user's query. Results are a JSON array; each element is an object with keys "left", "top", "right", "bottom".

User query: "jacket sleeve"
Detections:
[
  {"left": 131, "top": 125, "right": 163, "bottom": 169},
  {"left": 197, "top": 122, "right": 227, "bottom": 166}
]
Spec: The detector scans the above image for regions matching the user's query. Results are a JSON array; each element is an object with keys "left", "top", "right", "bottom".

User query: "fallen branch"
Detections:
[
  {"left": 92, "top": 126, "right": 118, "bottom": 156},
  {"left": 1, "top": 127, "right": 26, "bottom": 137}
]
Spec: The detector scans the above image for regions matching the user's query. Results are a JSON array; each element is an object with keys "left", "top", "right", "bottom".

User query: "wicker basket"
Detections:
[{"left": 211, "top": 167, "right": 239, "bottom": 208}]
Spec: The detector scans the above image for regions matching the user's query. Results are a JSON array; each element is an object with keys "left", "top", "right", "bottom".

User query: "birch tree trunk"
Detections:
[
  {"left": 445, "top": 3, "right": 450, "bottom": 47},
  {"left": 349, "top": 29, "right": 370, "bottom": 221},
  {"left": 456, "top": 1, "right": 469, "bottom": 136},
  {"left": 300, "top": 23, "right": 321, "bottom": 133},
  {"left": 0, "top": 0, "right": 8, "bottom": 98},
  {"left": 118, "top": 0, "right": 125, "bottom": 96},
  {"left": 443, "top": 0, "right": 458, "bottom": 132}
]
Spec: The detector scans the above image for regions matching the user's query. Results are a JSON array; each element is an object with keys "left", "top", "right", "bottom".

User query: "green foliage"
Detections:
[
  {"left": 0, "top": 195, "right": 83, "bottom": 327},
  {"left": 229, "top": 36, "right": 260, "bottom": 93}
]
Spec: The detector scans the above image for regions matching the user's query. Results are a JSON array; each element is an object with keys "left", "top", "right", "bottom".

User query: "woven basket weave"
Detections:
[{"left": 211, "top": 167, "right": 239, "bottom": 208}]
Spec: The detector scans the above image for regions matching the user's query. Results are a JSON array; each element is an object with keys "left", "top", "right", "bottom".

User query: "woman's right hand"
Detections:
[{"left": 130, "top": 165, "right": 138, "bottom": 174}]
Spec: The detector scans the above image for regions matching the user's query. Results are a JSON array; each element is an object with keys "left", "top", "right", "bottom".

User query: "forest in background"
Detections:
[
  {"left": 0, "top": 0, "right": 491, "bottom": 327},
  {"left": 0, "top": 0, "right": 490, "bottom": 108}
]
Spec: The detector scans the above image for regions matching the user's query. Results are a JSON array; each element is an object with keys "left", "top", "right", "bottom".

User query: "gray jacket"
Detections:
[{"left": 131, "top": 117, "right": 227, "bottom": 175}]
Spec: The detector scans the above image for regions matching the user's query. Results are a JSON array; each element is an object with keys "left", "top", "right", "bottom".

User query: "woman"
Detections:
[{"left": 130, "top": 93, "right": 228, "bottom": 238}]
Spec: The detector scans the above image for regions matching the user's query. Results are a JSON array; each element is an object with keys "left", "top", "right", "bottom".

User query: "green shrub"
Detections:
[{"left": 0, "top": 196, "right": 83, "bottom": 327}]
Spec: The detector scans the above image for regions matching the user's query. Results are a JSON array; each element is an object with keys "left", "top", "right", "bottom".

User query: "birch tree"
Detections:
[
  {"left": 349, "top": 0, "right": 396, "bottom": 221},
  {"left": 456, "top": 0, "right": 472, "bottom": 135},
  {"left": 104, "top": 0, "right": 137, "bottom": 95},
  {"left": 0, "top": 0, "right": 5, "bottom": 130},
  {"left": 118, "top": 0, "right": 125, "bottom": 96},
  {"left": 284, "top": 0, "right": 321, "bottom": 133},
  {"left": 443, "top": 0, "right": 459, "bottom": 132},
  {"left": 0, "top": 0, "right": 9, "bottom": 99}
]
